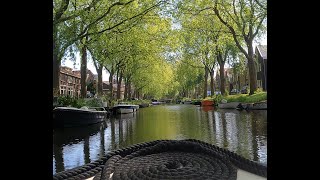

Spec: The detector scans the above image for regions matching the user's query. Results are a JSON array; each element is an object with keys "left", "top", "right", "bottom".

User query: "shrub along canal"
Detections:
[{"left": 53, "top": 104, "right": 267, "bottom": 174}]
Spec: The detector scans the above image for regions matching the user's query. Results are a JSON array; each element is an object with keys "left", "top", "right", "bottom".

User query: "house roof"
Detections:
[
  {"left": 256, "top": 45, "right": 267, "bottom": 59},
  {"left": 60, "top": 66, "right": 81, "bottom": 78}
]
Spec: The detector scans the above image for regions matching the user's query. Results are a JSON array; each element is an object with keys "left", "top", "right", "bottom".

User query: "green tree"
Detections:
[
  {"left": 53, "top": 0, "right": 167, "bottom": 96},
  {"left": 213, "top": 0, "right": 267, "bottom": 94}
]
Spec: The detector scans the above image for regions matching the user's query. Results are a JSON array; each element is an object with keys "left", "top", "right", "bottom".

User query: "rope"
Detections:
[{"left": 53, "top": 139, "right": 267, "bottom": 180}]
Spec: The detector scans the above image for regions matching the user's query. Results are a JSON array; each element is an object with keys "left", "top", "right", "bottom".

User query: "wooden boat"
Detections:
[
  {"left": 251, "top": 101, "right": 267, "bottom": 110},
  {"left": 237, "top": 101, "right": 267, "bottom": 110},
  {"left": 201, "top": 99, "right": 214, "bottom": 106},
  {"left": 218, "top": 102, "right": 240, "bottom": 109},
  {"left": 192, "top": 101, "right": 202, "bottom": 105},
  {"left": 182, "top": 100, "right": 192, "bottom": 104},
  {"left": 53, "top": 107, "right": 107, "bottom": 128},
  {"left": 112, "top": 104, "right": 139, "bottom": 114},
  {"left": 117, "top": 108, "right": 134, "bottom": 114},
  {"left": 151, "top": 101, "right": 163, "bottom": 105}
]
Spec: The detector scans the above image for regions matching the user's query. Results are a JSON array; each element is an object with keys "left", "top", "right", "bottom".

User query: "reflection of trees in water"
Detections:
[
  {"left": 53, "top": 107, "right": 267, "bottom": 174},
  {"left": 53, "top": 122, "right": 107, "bottom": 174},
  {"left": 213, "top": 110, "right": 260, "bottom": 162},
  {"left": 250, "top": 112, "right": 259, "bottom": 162},
  {"left": 224, "top": 111, "right": 239, "bottom": 152},
  {"left": 53, "top": 144, "right": 65, "bottom": 173},
  {"left": 240, "top": 112, "right": 254, "bottom": 160},
  {"left": 214, "top": 111, "right": 224, "bottom": 147},
  {"left": 119, "top": 119, "right": 123, "bottom": 148},
  {"left": 250, "top": 110, "right": 267, "bottom": 163},
  {"left": 207, "top": 111, "right": 214, "bottom": 144},
  {"left": 99, "top": 123, "right": 105, "bottom": 158},
  {"left": 107, "top": 114, "right": 137, "bottom": 150},
  {"left": 84, "top": 136, "right": 90, "bottom": 164},
  {"left": 110, "top": 119, "right": 116, "bottom": 150}
]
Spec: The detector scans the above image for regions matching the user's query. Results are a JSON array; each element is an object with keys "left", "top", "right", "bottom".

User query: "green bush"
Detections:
[
  {"left": 254, "top": 88, "right": 264, "bottom": 94},
  {"left": 223, "top": 92, "right": 267, "bottom": 103},
  {"left": 212, "top": 94, "right": 223, "bottom": 104},
  {"left": 86, "top": 98, "right": 103, "bottom": 107},
  {"left": 72, "top": 99, "right": 86, "bottom": 108},
  {"left": 57, "top": 96, "right": 86, "bottom": 108},
  {"left": 223, "top": 91, "right": 229, "bottom": 96},
  {"left": 129, "top": 99, "right": 151, "bottom": 105}
]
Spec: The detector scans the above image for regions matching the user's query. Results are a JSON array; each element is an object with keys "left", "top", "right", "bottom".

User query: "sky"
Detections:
[{"left": 62, "top": 35, "right": 266, "bottom": 81}]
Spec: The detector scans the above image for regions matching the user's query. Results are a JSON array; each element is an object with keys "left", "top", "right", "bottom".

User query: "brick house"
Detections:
[
  {"left": 73, "top": 69, "right": 97, "bottom": 95},
  {"left": 102, "top": 79, "right": 125, "bottom": 99},
  {"left": 73, "top": 69, "right": 96, "bottom": 84},
  {"left": 59, "top": 66, "right": 81, "bottom": 97},
  {"left": 255, "top": 45, "right": 267, "bottom": 91},
  {"left": 59, "top": 67, "right": 98, "bottom": 97}
]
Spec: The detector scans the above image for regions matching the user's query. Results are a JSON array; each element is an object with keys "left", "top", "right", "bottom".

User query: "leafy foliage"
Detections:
[
  {"left": 54, "top": 0, "right": 267, "bottom": 100},
  {"left": 57, "top": 96, "right": 86, "bottom": 108}
]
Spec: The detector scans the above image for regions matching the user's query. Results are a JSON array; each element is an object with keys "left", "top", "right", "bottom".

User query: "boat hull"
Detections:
[
  {"left": 218, "top": 102, "right": 240, "bottom": 109},
  {"left": 251, "top": 101, "right": 267, "bottom": 110},
  {"left": 53, "top": 107, "right": 107, "bottom": 128},
  {"left": 117, "top": 108, "right": 135, "bottom": 114},
  {"left": 112, "top": 104, "right": 139, "bottom": 114},
  {"left": 201, "top": 100, "right": 214, "bottom": 106},
  {"left": 237, "top": 101, "right": 267, "bottom": 110}
]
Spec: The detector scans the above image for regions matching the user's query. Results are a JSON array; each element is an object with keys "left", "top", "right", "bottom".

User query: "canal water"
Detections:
[{"left": 53, "top": 104, "right": 267, "bottom": 174}]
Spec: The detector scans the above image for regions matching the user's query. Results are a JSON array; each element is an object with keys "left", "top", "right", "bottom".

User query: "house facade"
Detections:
[
  {"left": 255, "top": 45, "right": 267, "bottom": 91},
  {"left": 59, "top": 67, "right": 98, "bottom": 97},
  {"left": 102, "top": 79, "right": 126, "bottom": 100},
  {"left": 59, "top": 66, "right": 81, "bottom": 97}
]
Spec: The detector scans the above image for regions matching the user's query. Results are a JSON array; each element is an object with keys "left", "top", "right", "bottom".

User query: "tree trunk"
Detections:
[
  {"left": 117, "top": 72, "right": 123, "bottom": 100},
  {"left": 97, "top": 66, "right": 103, "bottom": 97},
  {"left": 203, "top": 67, "right": 208, "bottom": 98},
  {"left": 80, "top": 44, "right": 87, "bottom": 98},
  {"left": 247, "top": 42, "right": 257, "bottom": 95},
  {"left": 124, "top": 78, "right": 128, "bottom": 100},
  {"left": 53, "top": 51, "right": 60, "bottom": 96},
  {"left": 128, "top": 82, "right": 132, "bottom": 99},
  {"left": 109, "top": 70, "right": 114, "bottom": 100},
  {"left": 219, "top": 62, "right": 226, "bottom": 95},
  {"left": 238, "top": 75, "right": 240, "bottom": 91},
  {"left": 210, "top": 70, "right": 215, "bottom": 97},
  {"left": 53, "top": 34, "right": 60, "bottom": 96}
]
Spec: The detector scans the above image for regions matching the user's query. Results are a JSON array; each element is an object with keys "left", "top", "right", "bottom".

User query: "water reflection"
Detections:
[{"left": 53, "top": 105, "right": 267, "bottom": 174}]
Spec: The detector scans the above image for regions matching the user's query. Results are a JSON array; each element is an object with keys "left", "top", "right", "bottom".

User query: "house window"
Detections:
[
  {"left": 259, "top": 63, "right": 262, "bottom": 71},
  {"left": 67, "top": 87, "right": 73, "bottom": 96},
  {"left": 60, "top": 86, "right": 66, "bottom": 95}
]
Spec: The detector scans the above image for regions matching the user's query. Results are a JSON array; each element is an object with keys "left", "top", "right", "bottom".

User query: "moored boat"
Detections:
[
  {"left": 112, "top": 104, "right": 139, "bottom": 114},
  {"left": 53, "top": 107, "right": 107, "bottom": 128},
  {"left": 237, "top": 101, "right": 267, "bottom": 110},
  {"left": 218, "top": 102, "right": 240, "bottom": 109},
  {"left": 201, "top": 99, "right": 214, "bottom": 106},
  {"left": 251, "top": 101, "right": 267, "bottom": 110}
]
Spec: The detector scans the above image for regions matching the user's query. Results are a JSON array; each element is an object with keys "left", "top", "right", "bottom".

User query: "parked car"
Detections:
[
  {"left": 86, "top": 91, "right": 94, "bottom": 98},
  {"left": 215, "top": 91, "right": 222, "bottom": 95},
  {"left": 241, "top": 86, "right": 248, "bottom": 94},
  {"left": 230, "top": 89, "right": 239, "bottom": 95}
]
